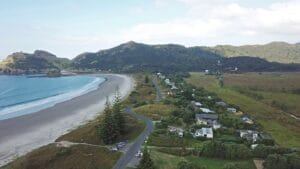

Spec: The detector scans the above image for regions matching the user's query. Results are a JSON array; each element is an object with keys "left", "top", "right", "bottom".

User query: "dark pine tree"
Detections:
[
  {"left": 137, "top": 147, "right": 155, "bottom": 169},
  {"left": 145, "top": 75, "right": 149, "bottom": 83},
  {"left": 112, "top": 87, "right": 126, "bottom": 135},
  {"left": 98, "top": 97, "right": 119, "bottom": 144}
]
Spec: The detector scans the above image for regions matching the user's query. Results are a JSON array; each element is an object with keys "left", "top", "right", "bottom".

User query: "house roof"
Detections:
[
  {"left": 200, "top": 108, "right": 215, "bottom": 113},
  {"left": 196, "top": 128, "right": 213, "bottom": 135},
  {"left": 196, "top": 113, "right": 218, "bottom": 120},
  {"left": 216, "top": 101, "right": 227, "bottom": 106},
  {"left": 259, "top": 133, "right": 273, "bottom": 140}
]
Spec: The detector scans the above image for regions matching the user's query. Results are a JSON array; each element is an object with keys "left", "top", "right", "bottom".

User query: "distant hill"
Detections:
[
  {"left": 211, "top": 42, "right": 300, "bottom": 63},
  {"left": 1, "top": 41, "right": 300, "bottom": 74},
  {"left": 72, "top": 41, "right": 300, "bottom": 73},
  {"left": 0, "top": 50, "right": 70, "bottom": 74},
  {"left": 72, "top": 41, "right": 222, "bottom": 73}
]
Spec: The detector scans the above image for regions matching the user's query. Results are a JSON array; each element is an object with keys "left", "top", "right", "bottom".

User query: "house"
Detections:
[
  {"left": 165, "top": 79, "right": 171, "bottom": 85},
  {"left": 168, "top": 126, "right": 184, "bottom": 137},
  {"left": 200, "top": 108, "right": 215, "bottom": 113},
  {"left": 251, "top": 144, "right": 258, "bottom": 150},
  {"left": 212, "top": 121, "right": 221, "bottom": 129},
  {"left": 241, "top": 116, "right": 254, "bottom": 124},
  {"left": 171, "top": 84, "right": 178, "bottom": 90},
  {"left": 194, "top": 128, "right": 213, "bottom": 138},
  {"left": 192, "top": 101, "right": 202, "bottom": 107},
  {"left": 195, "top": 113, "right": 218, "bottom": 125},
  {"left": 227, "top": 108, "right": 237, "bottom": 113},
  {"left": 216, "top": 101, "right": 227, "bottom": 107},
  {"left": 204, "top": 70, "right": 210, "bottom": 74},
  {"left": 157, "top": 72, "right": 166, "bottom": 79},
  {"left": 239, "top": 130, "right": 258, "bottom": 142}
]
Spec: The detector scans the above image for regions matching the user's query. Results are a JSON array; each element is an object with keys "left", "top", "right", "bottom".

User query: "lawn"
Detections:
[
  {"left": 186, "top": 72, "right": 300, "bottom": 148},
  {"left": 133, "top": 103, "right": 177, "bottom": 120},
  {"left": 1, "top": 144, "right": 121, "bottom": 169},
  {"left": 150, "top": 150, "right": 256, "bottom": 169}
]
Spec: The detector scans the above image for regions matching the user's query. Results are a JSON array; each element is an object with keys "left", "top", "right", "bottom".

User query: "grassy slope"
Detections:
[
  {"left": 56, "top": 114, "right": 145, "bottom": 144},
  {"left": 150, "top": 150, "right": 256, "bottom": 169},
  {"left": 212, "top": 42, "right": 300, "bottom": 63},
  {"left": 133, "top": 104, "right": 177, "bottom": 121},
  {"left": 2, "top": 144, "right": 121, "bottom": 169},
  {"left": 186, "top": 72, "right": 300, "bottom": 148}
]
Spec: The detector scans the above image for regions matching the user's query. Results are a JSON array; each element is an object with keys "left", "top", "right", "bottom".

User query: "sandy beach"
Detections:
[{"left": 0, "top": 74, "right": 134, "bottom": 167}]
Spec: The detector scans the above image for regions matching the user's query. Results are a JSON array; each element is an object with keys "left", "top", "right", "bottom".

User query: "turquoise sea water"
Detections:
[{"left": 0, "top": 75, "right": 105, "bottom": 120}]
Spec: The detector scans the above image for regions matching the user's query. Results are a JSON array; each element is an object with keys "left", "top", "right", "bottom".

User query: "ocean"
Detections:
[{"left": 0, "top": 75, "right": 105, "bottom": 120}]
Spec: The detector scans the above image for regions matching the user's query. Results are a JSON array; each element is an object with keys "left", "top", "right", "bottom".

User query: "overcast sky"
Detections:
[{"left": 0, "top": 0, "right": 299, "bottom": 59}]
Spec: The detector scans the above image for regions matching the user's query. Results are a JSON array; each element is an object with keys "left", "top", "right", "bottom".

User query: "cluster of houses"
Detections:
[
  {"left": 156, "top": 73, "right": 272, "bottom": 147},
  {"left": 157, "top": 73, "right": 178, "bottom": 92}
]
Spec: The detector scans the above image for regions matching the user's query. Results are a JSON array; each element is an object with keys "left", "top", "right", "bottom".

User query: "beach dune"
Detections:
[{"left": 0, "top": 74, "right": 134, "bottom": 167}]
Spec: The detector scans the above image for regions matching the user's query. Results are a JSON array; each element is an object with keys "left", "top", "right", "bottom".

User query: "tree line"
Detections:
[{"left": 97, "top": 88, "right": 126, "bottom": 144}]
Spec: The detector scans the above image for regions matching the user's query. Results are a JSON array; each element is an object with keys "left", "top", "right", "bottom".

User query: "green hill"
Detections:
[
  {"left": 1, "top": 41, "right": 300, "bottom": 74},
  {"left": 211, "top": 42, "right": 300, "bottom": 63},
  {"left": 72, "top": 41, "right": 222, "bottom": 73},
  {"left": 72, "top": 41, "right": 300, "bottom": 73},
  {"left": 0, "top": 50, "right": 70, "bottom": 74}
]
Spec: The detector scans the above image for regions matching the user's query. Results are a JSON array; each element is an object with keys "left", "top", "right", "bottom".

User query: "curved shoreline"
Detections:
[
  {"left": 0, "top": 74, "right": 134, "bottom": 167},
  {"left": 0, "top": 76, "right": 105, "bottom": 120}
]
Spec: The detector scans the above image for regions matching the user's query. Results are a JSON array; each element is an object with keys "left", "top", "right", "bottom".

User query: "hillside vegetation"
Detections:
[
  {"left": 72, "top": 41, "right": 300, "bottom": 73},
  {"left": 0, "top": 50, "right": 70, "bottom": 73},
  {"left": 212, "top": 42, "right": 300, "bottom": 63},
  {"left": 1, "top": 41, "right": 300, "bottom": 74}
]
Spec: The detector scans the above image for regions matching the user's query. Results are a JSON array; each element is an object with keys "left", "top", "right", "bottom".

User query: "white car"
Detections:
[{"left": 135, "top": 150, "right": 143, "bottom": 158}]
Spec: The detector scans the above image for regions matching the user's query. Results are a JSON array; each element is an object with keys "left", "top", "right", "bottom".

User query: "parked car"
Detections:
[
  {"left": 111, "top": 146, "right": 118, "bottom": 151},
  {"left": 135, "top": 150, "right": 143, "bottom": 158}
]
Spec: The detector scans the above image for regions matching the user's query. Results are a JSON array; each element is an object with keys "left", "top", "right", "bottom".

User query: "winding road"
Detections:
[
  {"left": 113, "top": 107, "right": 154, "bottom": 169},
  {"left": 113, "top": 76, "right": 166, "bottom": 169}
]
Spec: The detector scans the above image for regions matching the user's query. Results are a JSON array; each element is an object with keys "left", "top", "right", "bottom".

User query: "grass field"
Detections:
[
  {"left": 186, "top": 72, "right": 300, "bottom": 148},
  {"left": 1, "top": 144, "right": 121, "bottom": 169},
  {"left": 124, "top": 74, "right": 156, "bottom": 106},
  {"left": 133, "top": 103, "right": 177, "bottom": 120},
  {"left": 56, "top": 114, "right": 145, "bottom": 144},
  {"left": 150, "top": 150, "right": 256, "bottom": 169}
]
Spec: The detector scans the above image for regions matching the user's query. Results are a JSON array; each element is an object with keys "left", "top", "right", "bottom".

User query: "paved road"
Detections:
[
  {"left": 113, "top": 107, "right": 154, "bottom": 169},
  {"left": 152, "top": 77, "right": 164, "bottom": 102}
]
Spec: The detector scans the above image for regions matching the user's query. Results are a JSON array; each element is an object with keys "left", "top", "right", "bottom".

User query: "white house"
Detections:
[
  {"left": 251, "top": 144, "right": 258, "bottom": 150},
  {"left": 227, "top": 108, "right": 237, "bottom": 113},
  {"left": 168, "top": 126, "right": 184, "bottom": 137},
  {"left": 171, "top": 85, "right": 178, "bottom": 90},
  {"left": 241, "top": 116, "right": 254, "bottom": 124},
  {"left": 212, "top": 121, "right": 221, "bottom": 130},
  {"left": 239, "top": 130, "right": 259, "bottom": 142},
  {"left": 192, "top": 101, "right": 202, "bottom": 107},
  {"left": 165, "top": 79, "right": 171, "bottom": 85},
  {"left": 200, "top": 108, "right": 215, "bottom": 113},
  {"left": 194, "top": 128, "right": 213, "bottom": 138}
]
